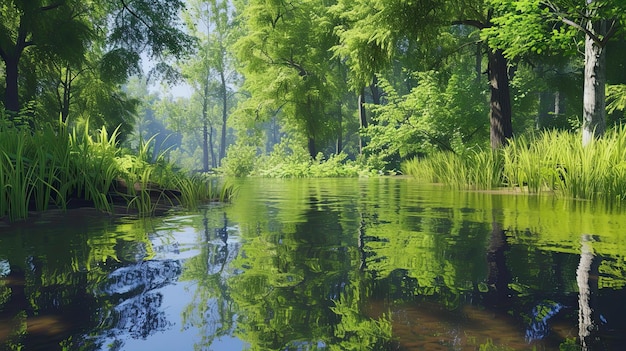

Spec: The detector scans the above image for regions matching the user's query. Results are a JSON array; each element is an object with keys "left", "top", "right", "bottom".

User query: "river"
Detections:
[{"left": 1, "top": 177, "right": 625, "bottom": 350}]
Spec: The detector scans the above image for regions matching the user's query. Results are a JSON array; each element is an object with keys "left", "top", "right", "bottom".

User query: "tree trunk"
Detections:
[
  {"left": 537, "top": 91, "right": 552, "bottom": 129},
  {"left": 476, "top": 41, "right": 482, "bottom": 83},
  {"left": 336, "top": 102, "right": 343, "bottom": 154},
  {"left": 219, "top": 69, "right": 228, "bottom": 166},
  {"left": 487, "top": 49, "right": 513, "bottom": 148},
  {"left": 358, "top": 88, "right": 368, "bottom": 154},
  {"left": 60, "top": 67, "right": 72, "bottom": 122},
  {"left": 209, "top": 125, "right": 217, "bottom": 169},
  {"left": 554, "top": 91, "right": 561, "bottom": 117},
  {"left": 370, "top": 75, "right": 381, "bottom": 105},
  {"left": 202, "top": 81, "right": 210, "bottom": 172},
  {"left": 307, "top": 137, "right": 316, "bottom": 158},
  {"left": 202, "top": 120, "right": 210, "bottom": 172},
  {"left": 2, "top": 23, "right": 29, "bottom": 115},
  {"left": 582, "top": 19, "right": 607, "bottom": 146},
  {"left": 3, "top": 55, "right": 20, "bottom": 113}
]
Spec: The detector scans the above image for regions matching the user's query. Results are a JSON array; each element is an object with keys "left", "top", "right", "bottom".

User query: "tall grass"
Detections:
[
  {"left": 0, "top": 119, "right": 234, "bottom": 222},
  {"left": 402, "top": 149, "right": 504, "bottom": 190},
  {"left": 403, "top": 127, "right": 626, "bottom": 204}
]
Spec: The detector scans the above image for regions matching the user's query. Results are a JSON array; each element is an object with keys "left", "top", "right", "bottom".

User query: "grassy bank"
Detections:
[
  {"left": 403, "top": 128, "right": 626, "bottom": 203},
  {"left": 0, "top": 120, "right": 234, "bottom": 222}
]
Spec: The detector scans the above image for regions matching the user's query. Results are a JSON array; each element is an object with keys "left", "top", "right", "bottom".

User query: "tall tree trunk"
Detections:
[
  {"left": 370, "top": 75, "right": 381, "bottom": 105},
  {"left": 219, "top": 69, "right": 228, "bottom": 166},
  {"left": 537, "top": 91, "right": 552, "bottom": 129},
  {"left": 3, "top": 55, "right": 20, "bottom": 113},
  {"left": 202, "top": 120, "right": 209, "bottom": 172},
  {"left": 476, "top": 41, "right": 483, "bottom": 83},
  {"left": 60, "top": 67, "right": 72, "bottom": 122},
  {"left": 487, "top": 49, "right": 513, "bottom": 148},
  {"left": 336, "top": 102, "right": 343, "bottom": 154},
  {"left": 307, "top": 137, "right": 316, "bottom": 158},
  {"left": 554, "top": 91, "right": 561, "bottom": 117},
  {"left": 582, "top": 19, "right": 607, "bottom": 146},
  {"left": 209, "top": 126, "right": 217, "bottom": 169},
  {"left": 358, "top": 88, "right": 368, "bottom": 154},
  {"left": 2, "top": 24, "right": 29, "bottom": 115},
  {"left": 202, "top": 81, "right": 210, "bottom": 172}
]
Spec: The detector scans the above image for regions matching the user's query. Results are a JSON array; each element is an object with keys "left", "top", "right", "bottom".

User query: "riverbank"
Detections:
[
  {"left": 403, "top": 128, "right": 626, "bottom": 204},
  {"left": 0, "top": 121, "right": 232, "bottom": 223}
]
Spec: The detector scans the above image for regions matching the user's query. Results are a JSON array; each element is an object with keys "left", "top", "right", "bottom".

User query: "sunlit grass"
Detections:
[
  {"left": 402, "top": 149, "right": 504, "bottom": 190},
  {"left": 403, "top": 127, "right": 626, "bottom": 204},
  {"left": 0, "top": 119, "right": 234, "bottom": 222}
]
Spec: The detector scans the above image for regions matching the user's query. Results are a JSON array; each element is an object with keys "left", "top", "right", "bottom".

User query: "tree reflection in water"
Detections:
[
  {"left": 577, "top": 234, "right": 603, "bottom": 351},
  {"left": 179, "top": 208, "right": 240, "bottom": 350},
  {"left": 2, "top": 179, "right": 626, "bottom": 350},
  {"left": 98, "top": 260, "right": 182, "bottom": 340}
]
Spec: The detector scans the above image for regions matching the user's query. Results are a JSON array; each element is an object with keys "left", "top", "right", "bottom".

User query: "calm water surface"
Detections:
[{"left": 1, "top": 178, "right": 626, "bottom": 350}]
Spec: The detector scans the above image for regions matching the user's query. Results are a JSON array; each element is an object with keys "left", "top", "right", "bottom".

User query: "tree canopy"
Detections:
[
  {"left": 3, "top": 0, "right": 626, "bottom": 174},
  {"left": 0, "top": 0, "right": 193, "bottom": 134}
]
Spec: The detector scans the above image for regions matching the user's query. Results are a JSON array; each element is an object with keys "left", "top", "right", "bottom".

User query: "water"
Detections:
[{"left": 1, "top": 177, "right": 626, "bottom": 350}]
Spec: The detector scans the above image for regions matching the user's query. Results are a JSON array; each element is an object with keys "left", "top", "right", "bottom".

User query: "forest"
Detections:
[{"left": 2, "top": 0, "right": 626, "bottom": 220}]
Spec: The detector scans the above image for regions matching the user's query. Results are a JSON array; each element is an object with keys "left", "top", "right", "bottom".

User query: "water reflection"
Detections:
[{"left": 1, "top": 179, "right": 626, "bottom": 350}]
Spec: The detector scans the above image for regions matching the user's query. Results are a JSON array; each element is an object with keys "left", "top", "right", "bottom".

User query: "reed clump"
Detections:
[
  {"left": 402, "top": 149, "right": 504, "bottom": 190},
  {"left": 0, "top": 120, "right": 234, "bottom": 222},
  {"left": 402, "top": 127, "right": 626, "bottom": 203}
]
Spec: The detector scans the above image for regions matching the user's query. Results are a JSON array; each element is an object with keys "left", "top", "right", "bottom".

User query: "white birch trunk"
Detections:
[{"left": 582, "top": 18, "right": 607, "bottom": 146}]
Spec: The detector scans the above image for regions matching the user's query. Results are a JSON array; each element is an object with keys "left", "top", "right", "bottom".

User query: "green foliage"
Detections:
[
  {"left": 478, "top": 339, "right": 514, "bottom": 351},
  {"left": 220, "top": 137, "right": 365, "bottom": 178},
  {"left": 483, "top": 0, "right": 579, "bottom": 59},
  {"left": 403, "top": 149, "right": 504, "bottom": 189},
  {"left": 1, "top": 0, "right": 193, "bottom": 129},
  {"left": 560, "top": 338, "right": 582, "bottom": 351},
  {"left": 331, "top": 0, "right": 444, "bottom": 89},
  {"left": 219, "top": 141, "right": 259, "bottom": 177},
  {"left": 0, "top": 119, "right": 233, "bottom": 222},
  {"left": 368, "top": 68, "right": 489, "bottom": 170},
  {"left": 232, "top": 0, "right": 346, "bottom": 156},
  {"left": 405, "top": 127, "right": 626, "bottom": 204},
  {"left": 329, "top": 285, "right": 394, "bottom": 351},
  {"left": 607, "top": 84, "right": 626, "bottom": 114}
]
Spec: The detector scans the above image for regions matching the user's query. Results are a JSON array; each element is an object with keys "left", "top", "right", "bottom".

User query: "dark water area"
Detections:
[{"left": 1, "top": 178, "right": 626, "bottom": 350}]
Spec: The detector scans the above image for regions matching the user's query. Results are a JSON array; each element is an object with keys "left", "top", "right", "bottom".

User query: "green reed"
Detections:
[
  {"left": 67, "top": 123, "right": 119, "bottom": 212},
  {"left": 404, "top": 127, "right": 626, "bottom": 204},
  {"left": 1, "top": 119, "right": 235, "bottom": 222},
  {"left": 402, "top": 149, "right": 504, "bottom": 190}
]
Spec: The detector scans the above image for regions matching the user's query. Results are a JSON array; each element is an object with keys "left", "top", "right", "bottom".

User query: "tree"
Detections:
[
  {"left": 232, "top": 0, "right": 344, "bottom": 158},
  {"left": 0, "top": 0, "right": 193, "bottom": 126},
  {"left": 182, "top": 0, "right": 237, "bottom": 170},
  {"left": 0, "top": 0, "right": 91, "bottom": 114},
  {"left": 332, "top": 0, "right": 514, "bottom": 148},
  {"left": 485, "top": 0, "right": 626, "bottom": 145}
]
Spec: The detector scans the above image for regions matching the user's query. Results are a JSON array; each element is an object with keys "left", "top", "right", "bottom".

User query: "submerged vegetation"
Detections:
[
  {"left": 0, "top": 119, "right": 233, "bottom": 223},
  {"left": 403, "top": 127, "right": 626, "bottom": 203}
]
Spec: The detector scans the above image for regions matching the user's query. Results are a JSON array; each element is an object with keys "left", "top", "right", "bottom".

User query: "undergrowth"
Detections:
[
  {"left": 0, "top": 119, "right": 234, "bottom": 222},
  {"left": 402, "top": 127, "right": 626, "bottom": 203}
]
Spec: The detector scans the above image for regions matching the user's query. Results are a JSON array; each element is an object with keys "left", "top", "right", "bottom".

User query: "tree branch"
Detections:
[
  {"left": 40, "top": 2, "right": 63, "bottom": 12},
  {"left": 119, "top": 0, "right": 158, "bottom": 38},
  {"left": 543, "top": 0, "right": 618, "bottom": 47},
  {"left": 559, "top": 16, "right": 602, "bottom": 44},
  {"left": 601, "top": 18, "right": 620, "bottom": 45},
  {"left": 451, "top": 19, "right": 488, "bottom": 29}
]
